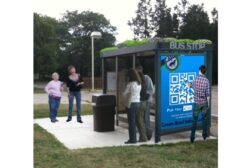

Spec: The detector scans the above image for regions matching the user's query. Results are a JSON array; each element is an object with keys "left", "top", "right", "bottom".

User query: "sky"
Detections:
[{"left": 33, "top": 0, "right": 217, "bottom": 43}]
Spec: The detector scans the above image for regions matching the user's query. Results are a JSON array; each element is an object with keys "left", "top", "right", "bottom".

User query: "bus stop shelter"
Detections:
[{"left": 100, "top": 39, "right": 213, "bottom": 143}]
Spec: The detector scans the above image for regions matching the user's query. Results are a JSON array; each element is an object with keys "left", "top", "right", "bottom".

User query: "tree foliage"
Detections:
[
  {"left": 34, "top": 13, "right": 58, "bottom": 79},
  {"left": 128, "top": 0, "right": 218, "bottom": 84},
  {"left": 128, "top": 0, "right": 153, "bottom": 39},
  {"left": 34, "top": 11, "right": 117, "bottom": 80}
]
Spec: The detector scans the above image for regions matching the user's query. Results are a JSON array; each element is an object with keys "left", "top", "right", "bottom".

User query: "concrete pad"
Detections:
[{"left": 34, "top": 115, "right": 216, "bottom": 149}]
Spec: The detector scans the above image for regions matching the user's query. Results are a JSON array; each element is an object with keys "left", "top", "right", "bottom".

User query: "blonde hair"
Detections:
[{"left": 51, "top": 72, "right": 59, "bottom": 79}]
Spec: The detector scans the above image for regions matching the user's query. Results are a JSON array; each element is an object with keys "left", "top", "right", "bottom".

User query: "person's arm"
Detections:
[
  {"left": 60, "top": 82, "right": 64, "bottom": 92},
  {"left": 44, "top": 81, "right": 51, "bottom": 95},
  {"left": 66, "top": 79, "right": 71, "bottom": 96},
  {"left": 145, "top": 75, "right": 154, "bottom": 95},
  {"left": 206, "top": 80, "right": 210, "bottom": 106},
  {"left": 76, "top": 74, "right": 84, "bottom": 86},
  {"left": 123, "top": 82, "right": 131, "bottom": 97}
]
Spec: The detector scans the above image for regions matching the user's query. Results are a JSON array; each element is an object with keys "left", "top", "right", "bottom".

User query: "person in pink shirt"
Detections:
[{"left": 44, "top": 72, "right": 64, "bottom": 123}]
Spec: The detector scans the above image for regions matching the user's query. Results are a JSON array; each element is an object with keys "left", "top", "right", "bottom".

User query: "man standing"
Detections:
[
  {"left": 136, "top": 65, "right": 154, "bottom": 140},
  {"left": 188, "top": 65, "right": 210, "bottom": 143}
]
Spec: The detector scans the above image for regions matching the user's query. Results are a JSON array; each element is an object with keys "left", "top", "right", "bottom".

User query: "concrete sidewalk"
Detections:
[{"left": 34, "top": 115, "right": 216, "bottom": 149}]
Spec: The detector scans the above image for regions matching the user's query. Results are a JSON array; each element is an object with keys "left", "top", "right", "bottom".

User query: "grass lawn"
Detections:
[
  {"left": 34, "top": 104, "right": 93, "bottom": 118},
  {"left": 34, "top": 124, "right": 218, "bottom": 168},
  {"left": 34, "top": 87, "right": 45, "bottom": 93}
]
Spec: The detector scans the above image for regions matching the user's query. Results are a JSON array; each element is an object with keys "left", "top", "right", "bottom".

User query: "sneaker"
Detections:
[
  {"left": 138, "top": 139, "right": 147, "bottom": 143},
  {"left": 66, "top": 118, "right": 72, "bottom": 122},
  {"left": 77, "top": 120, "right": 83, "bottom": 123},
  {"left": 124, "top": 140, "right": 136, "bottom": 144}
]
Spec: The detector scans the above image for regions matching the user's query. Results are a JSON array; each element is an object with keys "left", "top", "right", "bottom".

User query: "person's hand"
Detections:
[
  {"left": 207, "top": 97, "right": 210, "bottom": 109},
  {"left": 187, "top": 83, "right": 192, "bottom": 88},
  {"left": 77, "top": 82, "right": 84, "bottom": 86}
]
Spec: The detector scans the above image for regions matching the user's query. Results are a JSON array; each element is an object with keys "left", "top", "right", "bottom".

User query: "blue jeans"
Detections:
[
  {"left": 144, "top": 101, "right": 153, "bottom": 138},
  {"left": 49, "top": 96, "right": 61, "bottom": 121},
  {"left": 191, "top": 103, "right": 209, "bottom": 140},
  {"left": 126, "top": 102, "right": 140, "bottom": 143},
  {"left": 68, "top": 91, "right": 82, "bottom": 121}
]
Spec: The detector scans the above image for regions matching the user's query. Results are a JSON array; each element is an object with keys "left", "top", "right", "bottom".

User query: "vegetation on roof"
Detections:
[
  {"left": 100, "top": 47, "right": 119, "bottom": 53},
  {"left": 100, "top": 38, "right": 212, "bottom": 53}
]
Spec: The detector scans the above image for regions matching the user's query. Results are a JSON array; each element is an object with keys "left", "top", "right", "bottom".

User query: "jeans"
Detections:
[
  {"left": 68, "top": 91, "right": 82, "bottom": 121},
  {"left": 136, "top": 101, "right": 147, "bottom": 141},
  {"left": 49, "top": 96, "right": 61, "bottom": 121},
  {"left": 144, "top": 101, "right": 153, "bottom": 139},
  {"left": 126, "top": 102, "right": 140, "bottom": 143},
  {"left": 191, "top": 103, "right": 209, "bottom": 140}
]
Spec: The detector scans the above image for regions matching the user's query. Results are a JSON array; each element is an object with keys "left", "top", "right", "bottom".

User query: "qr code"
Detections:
[{"left": 169, "top": 72, "right": 196, "bottom": 105}]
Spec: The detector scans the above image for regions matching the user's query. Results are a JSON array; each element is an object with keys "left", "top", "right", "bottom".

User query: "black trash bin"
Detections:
[{"left": 92, "top": 94, "right": 116, "bottom": 132}]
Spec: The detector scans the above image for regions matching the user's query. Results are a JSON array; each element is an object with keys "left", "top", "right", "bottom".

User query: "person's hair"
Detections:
[
  {"left": 138, "top": 71, "right": 145, "bottom": 85},
  {"left": 199, "top": 65, "right": 206, "bottom": 74},
  {"left": 128, "top": 69, "right": 141, "bottom": 85},
  {"left": 136, "top": 65, "right": 143, "bottom": 73},
  {"left": 52, "top": 72, "right": 59, "bottom": 78},
  {"left": 67, "top": 65, "right": 75, "bottom": 75}
]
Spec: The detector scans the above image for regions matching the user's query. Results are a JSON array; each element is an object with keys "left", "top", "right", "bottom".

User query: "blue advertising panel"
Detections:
[{"left": 160, "top": 54, "right": 205, "bottom": 132}]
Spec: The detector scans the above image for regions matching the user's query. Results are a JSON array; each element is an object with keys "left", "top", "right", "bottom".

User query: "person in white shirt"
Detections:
[{"left": 123, "top": 69, "right": 141, "bottom": 144}]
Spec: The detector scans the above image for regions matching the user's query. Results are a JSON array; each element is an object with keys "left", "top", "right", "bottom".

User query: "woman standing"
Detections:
[
  {"left": 44, "top": 72, "right": 63, "bottom": 123},
  {"left": 136, "top": 70, "right": 149, "bottom": 142},
  {"left": 66, "top": 65, "right": 84, "bottom": 123},
  {"left": 123, "top": 69, "right": 141, "bottom": 144}
]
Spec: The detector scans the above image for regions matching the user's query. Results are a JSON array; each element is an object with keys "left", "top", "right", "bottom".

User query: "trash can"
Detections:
[{"left": 92, "top": 94, "right": 116, "bottom": 132}]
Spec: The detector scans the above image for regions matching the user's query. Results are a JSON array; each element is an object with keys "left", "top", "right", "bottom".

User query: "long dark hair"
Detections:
[
  {"left": 137, "top": 71, "right": 145, "bottom": 85},
  {"left": 128, "top": 69, "right": 141, "bottom": 85}
]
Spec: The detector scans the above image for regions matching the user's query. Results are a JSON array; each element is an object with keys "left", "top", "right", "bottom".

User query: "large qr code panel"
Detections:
[{"left": 169, "top": 72, "right": 196, "bottom": 105}]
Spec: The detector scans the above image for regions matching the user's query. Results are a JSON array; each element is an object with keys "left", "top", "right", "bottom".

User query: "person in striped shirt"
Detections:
[{"left": 188, "top": 65, "right": 210, "bottom": 143}]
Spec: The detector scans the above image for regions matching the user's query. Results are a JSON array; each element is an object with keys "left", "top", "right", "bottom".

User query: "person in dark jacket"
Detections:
[{"left": 66, "top": 65, "right": 84, "bottom": 123}]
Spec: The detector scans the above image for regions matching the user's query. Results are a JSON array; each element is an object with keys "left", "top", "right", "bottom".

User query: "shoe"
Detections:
[
  {"left": 190, "top": 137, "right": 195, "bottom": 143},
  {"left": 147, "top": 134, "right": 152, "bottom": 140},
  {"left": 55, "top": 119, "right": 59, "bottom": 122},
  {"left": 77, "top": 120, "right": 83, "bottom": 123},
  {"left": 51, "top": 120, "right": 56, "bottom": 123},
  {"left": 124, "top": 140, "right": 136, "bottom": 144},
  {"left": 66, "top": 118, "right": 72, "bottom": 122}
]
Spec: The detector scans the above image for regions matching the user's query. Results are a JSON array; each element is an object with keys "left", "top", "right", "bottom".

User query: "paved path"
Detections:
[{"left": 34, "top": 115, "right": 216, "bottom": 149}]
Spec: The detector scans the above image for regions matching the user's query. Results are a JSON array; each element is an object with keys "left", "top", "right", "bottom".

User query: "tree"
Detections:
[
  {"left": 34, "top": 11, "right": 117, "bottom": 81},
  {"left": 152, "top": 0, "right": 174, "bottom": 37},
  {"left": 179, "top": 4, "right": 211, "bottom": 39},
  {"left": 58, "top": 10, "right": 117, "bottom": 79},
  {"left": 34, "top": 13, "right": 59, "bottom": 79},
  {"left": 128, "top": 0, "right": 153, "bottom": 39}
]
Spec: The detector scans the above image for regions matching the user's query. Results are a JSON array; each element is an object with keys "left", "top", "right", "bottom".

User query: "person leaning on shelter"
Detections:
[
  {"left": 66, "top": 65, "right": 84, "bottom": 123},
  {"left": 136, "top": 65, "right": 154, "bottom": 140},
  {"left": 136, "top": 69, "right": 149, "bottom": 142},
  {"left": 44, "top": 72, "right": 64, "bottom": 123},
  {"left": 188, "top": 65, "right": 210, "bottom": 143},
  {"left": 123, "top": 69, "right": 141, "bottom": 144}
]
